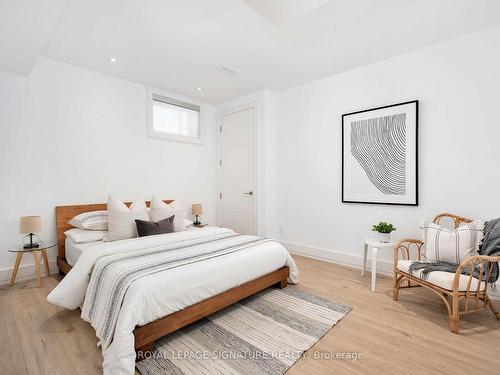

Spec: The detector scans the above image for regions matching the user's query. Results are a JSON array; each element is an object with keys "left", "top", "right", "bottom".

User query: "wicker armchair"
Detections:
[{"left": 393, "top": 213, "right": 500, "bottom": 333}]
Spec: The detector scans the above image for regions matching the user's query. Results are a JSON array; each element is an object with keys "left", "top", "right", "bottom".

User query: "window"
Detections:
[{"left": 148, "top": 92, "right": 202, "bottom": 143}]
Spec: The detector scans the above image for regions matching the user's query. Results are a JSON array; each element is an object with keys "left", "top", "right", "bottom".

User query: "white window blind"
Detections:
[{"left": 149, "top": 93, "right": 201, "bottom": 143}]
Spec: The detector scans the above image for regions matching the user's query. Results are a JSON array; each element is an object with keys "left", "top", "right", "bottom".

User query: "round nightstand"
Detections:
[
  {"left": 362, "top": 239, "right": 396, "bottom": 292},
  {"left": 8, "top": 241, "right": 57, "bottom": 287}
]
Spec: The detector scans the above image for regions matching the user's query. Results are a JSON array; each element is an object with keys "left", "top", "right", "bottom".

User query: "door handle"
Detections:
[{"left": 243, "top": 191, "right": 253, "bottom": 195}]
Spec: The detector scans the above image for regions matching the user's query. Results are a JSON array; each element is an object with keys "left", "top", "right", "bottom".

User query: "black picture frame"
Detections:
[{"left": 341, "top": 100, "right": 419, "bottom": 206}]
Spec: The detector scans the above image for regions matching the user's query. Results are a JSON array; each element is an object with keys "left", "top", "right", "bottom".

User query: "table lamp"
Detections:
[
  {"left": 192, "top": 204, "right": 202, "bottom": 225},
  {"left": 20, "top": 216, "right": 41, "bottom": 249}
]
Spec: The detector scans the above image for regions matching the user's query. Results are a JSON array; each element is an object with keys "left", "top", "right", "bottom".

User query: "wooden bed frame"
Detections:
[{"left": 55, "top": 201, "right": 289, "bottom": 361}]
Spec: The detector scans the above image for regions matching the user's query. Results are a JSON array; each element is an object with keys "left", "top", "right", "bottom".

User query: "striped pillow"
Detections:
[
  {"left": 421, "top": 220, "right": 484, "bottom": 264},
  {"left": 69, "top": 210, "right": 108, "bottom": 231}
]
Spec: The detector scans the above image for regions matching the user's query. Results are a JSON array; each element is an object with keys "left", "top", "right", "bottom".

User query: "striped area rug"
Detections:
[{"left": 136, "top": 286, "right": 351, "bottom": 375}]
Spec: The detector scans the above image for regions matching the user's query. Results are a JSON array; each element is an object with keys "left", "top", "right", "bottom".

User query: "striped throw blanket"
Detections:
[{"left": 80, "top": 231, "right": 273, "bottom": 350}]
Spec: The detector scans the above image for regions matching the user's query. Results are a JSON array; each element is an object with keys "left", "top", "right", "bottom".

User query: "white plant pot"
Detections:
[{"left": 377, "top": 232, "right": 391, "bottom": 243}]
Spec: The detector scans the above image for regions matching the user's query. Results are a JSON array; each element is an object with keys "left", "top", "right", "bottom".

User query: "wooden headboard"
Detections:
[{"left": 55, "top": 200, "right": 174, "bottom": 266}]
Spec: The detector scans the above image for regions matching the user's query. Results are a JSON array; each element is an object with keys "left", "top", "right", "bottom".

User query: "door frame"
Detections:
[{"left": 216, "top": 103, "right": 258, "bottom": 234}]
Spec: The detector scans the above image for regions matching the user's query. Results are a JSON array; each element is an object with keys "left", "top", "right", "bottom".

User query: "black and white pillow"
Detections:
[
  {"left": 421, "top": 220, "right": 484, "bottom": 264},
  {"left": 69, "top": 210, "right": 108, "bottom": 231}
]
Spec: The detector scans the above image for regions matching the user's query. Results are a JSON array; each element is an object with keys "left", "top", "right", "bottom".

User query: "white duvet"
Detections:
[{"left": 47, "top": 227, "right": 299, "bottom": 375}]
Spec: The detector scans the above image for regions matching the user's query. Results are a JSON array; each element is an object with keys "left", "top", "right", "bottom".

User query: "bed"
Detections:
[
  {"left": 49, "top": 201, "right": 298, "bottom": 375},
  {"left": 65, "top": 238, "right": 97, "bottom": 266}
]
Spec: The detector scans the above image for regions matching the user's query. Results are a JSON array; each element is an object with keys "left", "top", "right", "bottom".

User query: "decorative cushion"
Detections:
[
  {"left": 397, "top": 260, "right": 485, "bottom": 291},
  {"left": 104, "top": 196, "right": 148, "bottom": 242},
  {"left": 421, "top": 220, "right": 484, "bottom": 264},
  {"left": 135, "top": 216, "right": 175, "bottom": 237},
  {"left": 149, "top": 196, "right": 191, "bottom": 231},
  {"left": 69, "top": 210, "right": 108, "bottom": 231},
  {"left": 64, "top": 228, "right": 106, "bottom": 243}
]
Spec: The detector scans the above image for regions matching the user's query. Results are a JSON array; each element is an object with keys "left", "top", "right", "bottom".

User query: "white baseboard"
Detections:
[
  {"left": 281, "top": 241, "right": 394, "bottom": 276},
  {"left": 0, "top": 258, "right": 58, "bottom": 286},
  {"left": 281, "top": 241, "right": 500, "bottom": 300}
]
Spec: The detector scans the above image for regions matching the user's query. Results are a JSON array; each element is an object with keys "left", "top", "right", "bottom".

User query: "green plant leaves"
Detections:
[{"left": 372, "top": 221, "right": 396, "bottom": 233}]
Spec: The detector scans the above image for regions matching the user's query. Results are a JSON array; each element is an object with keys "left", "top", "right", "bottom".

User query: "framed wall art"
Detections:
[{"left": 342, "top": 100, "right": 418, "bottom": 205}]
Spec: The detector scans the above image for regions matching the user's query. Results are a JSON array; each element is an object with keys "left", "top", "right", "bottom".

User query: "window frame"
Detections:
[{"left": 147, "top": 88, "right": 204, "bottom": 144}]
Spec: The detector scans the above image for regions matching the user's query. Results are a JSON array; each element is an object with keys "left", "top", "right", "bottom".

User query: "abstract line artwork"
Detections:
[
  {"left": 350, "top": 113, "right": 406, "bottom": 195},
  {"left": 342, "top": 100, "right": 418, "bottom": 205}
]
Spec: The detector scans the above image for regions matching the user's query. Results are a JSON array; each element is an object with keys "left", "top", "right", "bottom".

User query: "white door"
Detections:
[{"left": 218, "top": 107, "right": 255, "bottom": 234}]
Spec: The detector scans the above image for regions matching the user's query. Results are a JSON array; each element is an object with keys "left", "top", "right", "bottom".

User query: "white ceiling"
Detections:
[
  {"left": 1, "top": 0, "right": 500, "bottom": 103},
  {"left": 0, "top": 0, "right": 67, "bottom": 75},
  {"left": 242, "top": 0, "right": 330, "bottom": 25}
]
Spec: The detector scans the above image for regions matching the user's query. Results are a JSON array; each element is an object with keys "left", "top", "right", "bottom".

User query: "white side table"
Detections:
[{"left": 362, "top": 239, "right": 396, "bottom": 292}]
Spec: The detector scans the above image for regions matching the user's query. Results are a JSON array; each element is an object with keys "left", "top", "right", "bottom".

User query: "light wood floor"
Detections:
[{"left": 1, "top": 255, "right": 499, "bottom": 375}]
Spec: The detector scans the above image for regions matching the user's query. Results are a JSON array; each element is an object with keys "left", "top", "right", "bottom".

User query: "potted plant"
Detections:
[{"left": 372, "top": 221, "right": 396, "bottom": 243}]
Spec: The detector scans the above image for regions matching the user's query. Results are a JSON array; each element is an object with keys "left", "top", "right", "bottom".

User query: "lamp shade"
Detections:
[
  {"left": 20, "top": 216, "right": 41, "bottom": 234},
  {"left": 191, "top": 204, "right": 202, "bottom": 216}
]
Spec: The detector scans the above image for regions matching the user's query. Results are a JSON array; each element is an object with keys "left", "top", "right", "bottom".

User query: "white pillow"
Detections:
[
  {"left": 104, "top": 196, "right": 148, "bottom": 242},
  {"left": 69, "top": 210, "right": 108, "bottom": 230},
  {"left": 149, "top": 196, "right": 190, "bottom": 231},
  {"left": 65, "top": 228, "right": 106, "bottom": 243},
  {"left": 183, "top": 218, "right": 194, "bottom": 228},
  {"left": 421, "top": 220, "right": 484, "bottom": 264}
]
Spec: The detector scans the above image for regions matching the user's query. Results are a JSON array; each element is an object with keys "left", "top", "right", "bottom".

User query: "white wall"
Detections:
[
  {"left": 266, "top": 25, "right": 500, "bottom": 277},
  {"left": 0, "top": 57, "right": 216, "bottom": 283}
]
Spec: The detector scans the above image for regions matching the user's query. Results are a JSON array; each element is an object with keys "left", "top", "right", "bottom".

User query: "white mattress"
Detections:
[{"left": 65, "top": 238, "right": 101, "bottom": 266}]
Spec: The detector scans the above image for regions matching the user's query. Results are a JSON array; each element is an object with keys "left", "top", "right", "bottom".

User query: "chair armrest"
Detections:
[
  {"left": 393, "top": 239, "right": 424, "bottom": 269},
  {"left": 452, "top": 255, "right": 500, "bottom": 294}
]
